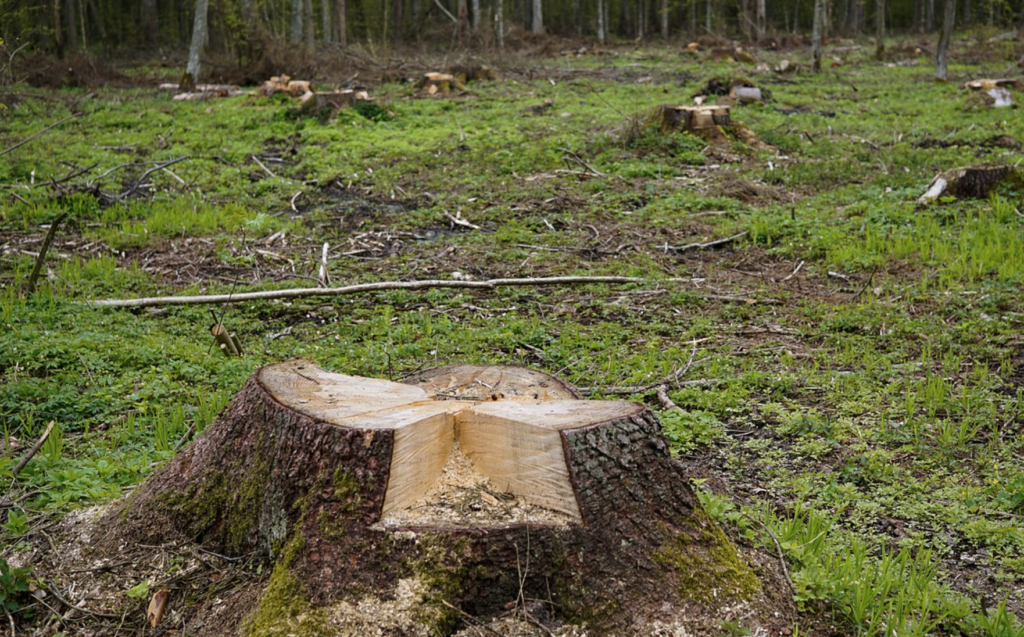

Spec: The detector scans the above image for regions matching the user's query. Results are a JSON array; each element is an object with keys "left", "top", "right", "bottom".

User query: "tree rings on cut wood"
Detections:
[
  {"left": 918, "top": 163, "right": 1017, "bottom": 203},
  {"left": 100, "top": 360, "right": 793, "bottom": 636}
]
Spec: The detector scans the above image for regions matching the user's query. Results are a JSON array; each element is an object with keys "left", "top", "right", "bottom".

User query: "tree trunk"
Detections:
[
  {"left": 960, "top": 0, "right": 969, "bottom": 26},
  {"left": 706, "top": 0, "right": 712, "bottom": 32},
  {"left": 335, "top": 0, "right": 347, "bottom": 45},
  {"left": 598, "top": 0, "right": 606, "bottom": 40},
  {"left": 142, "top": 0, "right": 157, "bottom": 45},
  {"left": 473, "top": 0, "right": 481, "bottom": 29},
  {"left": 458, "top": 0, "right": 470, "bottom": 36},
  {"left": 661, "top": 0, "right": 670, "bottom": 38},
  {"left": 875, "top": 0, "right": 884, "bottom": 58},
  {"left": 321, "top": 0, "right": 333, "bottom": 43},
  {"left": 182, "top": 0, "right": 209, "bottom": 91},
  {"left": 531, "top": 0, "right": 543, "bottom": 32},
  {"left": 935, "top": 0, "right": 956, "bottom": 80},
  {"left": 303, "top": 0, "right": 315, "bottom": 50},
  {"left": 496, "top": 0, "right": 504, "bottom": 47},
  {"left": 53, "top": 0, "right": 65, "bottom": 57},
  {"left": 64, "top": 0, "right": 78, "bottom": 52},
  {"left": 290, "top": 0, "right": 303, "bottom": 44},
  {"left": 756, "top": 0, "right": 766, "bottom": 39},
  {"left": 812, "top": 0, "right": 825, "bottom": 70},
  {"left": 101, "top": 360, "right": 785, "bottom": 636}
]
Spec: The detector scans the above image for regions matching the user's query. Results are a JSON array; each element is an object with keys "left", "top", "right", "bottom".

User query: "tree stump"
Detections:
[
  {"left": 918, "top": 163, "right": 1017, "bottom": 203},
  {"left": 105, "top": 360, "right": 787, "bottom": 636},
  {"left": 415, "top": 73, "right": 467, "bottom": 97}
]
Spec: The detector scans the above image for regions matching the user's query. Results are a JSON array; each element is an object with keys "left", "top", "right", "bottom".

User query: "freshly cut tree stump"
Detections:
[
  {"left": 105, "top": 361, "right": 788, "bottom": 636},
  {"left": 918, "top": 163, "right": 1017, "bottom": 203}
]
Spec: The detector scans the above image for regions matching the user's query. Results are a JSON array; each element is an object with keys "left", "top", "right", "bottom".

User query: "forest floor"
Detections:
[{"left": 2, "top": 30, "right": 1024, "bottom": 637}]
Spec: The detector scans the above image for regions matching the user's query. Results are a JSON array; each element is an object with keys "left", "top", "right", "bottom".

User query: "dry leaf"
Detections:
[{"left": 147, "top": 589, "right": 170, "bottom": 627}]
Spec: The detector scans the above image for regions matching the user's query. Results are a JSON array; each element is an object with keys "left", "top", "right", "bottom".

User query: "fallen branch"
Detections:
[
  {"left": 118, "top": 156, "right": 190, "bottom": 200},
  {"left": 443, "top": 210, "right": 481, "bottom": 230},
  {"left": 668, "top": 231, "right": 748, "bottom": 253},
  {"left": 0, "top": 113, "right": 81, "bottom": 158},
  {"left": 27, "top": 213, "right": 68, "bottom": 294},
  {"left": 656, "top": 385, "right": 680, "bottom": 410},
  {"left": 11, "top": 420, "right": 56, "bottom": 479},
  {"left": 89, "top": 276, "right": 662, "bottom": 308}
]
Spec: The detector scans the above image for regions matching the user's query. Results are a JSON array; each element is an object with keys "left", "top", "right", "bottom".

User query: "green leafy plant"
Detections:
[
  {"left": 0, "top": 558, "right": 31, "bottom": 613},
  {"left": 125, "top": 580, "right": 150, "bottom": 599}
]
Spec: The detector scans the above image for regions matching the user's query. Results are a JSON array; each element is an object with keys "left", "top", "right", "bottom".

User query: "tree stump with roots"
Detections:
[{"left": 104, "top": 360, "right": 791, "bottom": 636}]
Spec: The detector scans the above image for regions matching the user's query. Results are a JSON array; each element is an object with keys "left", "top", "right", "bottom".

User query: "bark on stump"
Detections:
[
  {"left": 105, "top": 360, "right": 777, "bottom": 636},
  {"left": 918, "top": 164, "right": 1017, "bottom": 203}
]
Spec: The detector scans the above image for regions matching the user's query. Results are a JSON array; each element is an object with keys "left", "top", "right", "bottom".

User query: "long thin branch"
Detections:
[
  {"left": 88, "top": 276, "right": 663, "bottom": 308},
  {"left": 668, "top": 231, "right": 748, "bottom": 253},
  {"left": 742, "top": 512, "right": 795, "bottom": 597},
  {"left": 432, "top": 0, "right": 459, "bottom": 23},
  {"left": 0, "top": 113, "right": 81, "bottom": 158},
  {"left": 27, "top": 214, "right": 68, "bottom": 294},
  {"left": 11, "top": 420, "right": 55, "bottom": 479},
  {"left": 118, "top": 155, "right": 190, "bottom": 200}
]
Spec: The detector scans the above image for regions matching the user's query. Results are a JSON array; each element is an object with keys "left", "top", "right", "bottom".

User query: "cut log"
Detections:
[
  {"left": 918, "top": 163, "right": 1017, "bottom": 203},
  {"left": 102, "top": 360, "right": 789, "bottom": 636}
]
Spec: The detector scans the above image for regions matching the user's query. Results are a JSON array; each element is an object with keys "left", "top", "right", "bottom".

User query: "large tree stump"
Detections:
[{"left": 105, "top": 361, "right": 787, "bottom": 636}]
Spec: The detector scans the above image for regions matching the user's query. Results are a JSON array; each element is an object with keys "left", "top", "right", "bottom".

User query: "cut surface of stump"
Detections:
[{"left": 104, "top": 360, "right": 792, "bottom": 636}]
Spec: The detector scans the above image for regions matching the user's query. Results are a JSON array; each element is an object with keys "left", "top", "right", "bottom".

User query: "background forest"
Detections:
[{"left": 1, "top": 0, "right": 1023, "bottom": 63}]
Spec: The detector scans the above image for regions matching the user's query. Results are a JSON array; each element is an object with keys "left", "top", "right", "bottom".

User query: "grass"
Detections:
[{"left": 1, "top": 35, "right": 1024, "bottom": 635}]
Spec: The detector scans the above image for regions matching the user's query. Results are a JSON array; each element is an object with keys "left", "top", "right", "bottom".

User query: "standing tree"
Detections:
[
  {"left": 935, "top": 0, "right": 956, "bottom": 79},
  {"left": 875, "top": 0, "right": 885, "bottom": 58},
  {"left": 335, "top": 0, "right": 347, "bottom": 46},
  {"left": 290, "top": 0, "right": 304, "bottom": 44},
  {"left": 181, "top": 0, "right": 209, "bottom": 91},
  {"left": 812, "top": 0, "right": 825, "bottom": 70},
  {"left": 532, "top": 0, "right": 543, "bottom": 32},
  {"left": 598, "top": 0, "right": 607, "bottom": 41}
]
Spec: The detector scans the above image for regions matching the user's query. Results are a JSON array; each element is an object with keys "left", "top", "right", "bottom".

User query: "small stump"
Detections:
[
  {"left": 415, "top": 72, "right": 467, "bottom": 97},
  {"left": 105, "top": 361, "right": 787, "bottom": 636},
  {"left": 918, "top": 163, "right": 1017, "bottom": 203}
]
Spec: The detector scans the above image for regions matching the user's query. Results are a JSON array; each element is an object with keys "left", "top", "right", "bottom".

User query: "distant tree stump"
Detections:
[
  {"left": 918, "top": 163, "right": 1017, "bottom": 203},
  {"left": 415, "top": 73, "right": 467, "bottom": 97},
  {"left": 106, "top": 361, "right": 786, "bottom": 636}
]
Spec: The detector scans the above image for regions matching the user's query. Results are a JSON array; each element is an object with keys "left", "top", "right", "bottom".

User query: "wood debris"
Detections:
[{"left": 163, "top": 83, "right": 247, "bottom": 101}]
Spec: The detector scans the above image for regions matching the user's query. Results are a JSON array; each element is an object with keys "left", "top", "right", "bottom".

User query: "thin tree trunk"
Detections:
[
  {"left": 661, "top": 0, "right": 669, "bottom": 38},
  {"left": 531, "top": 0, "right": 542, "bottom": 32},
  {"left": 705, "top": 0, "right": 711, "bottom": 31},
  {"left": 393, "top": 0, "right": 404, "bottom": 42},
  {"left": 473, "top": 0, "right": 481, "bottom": 29},
  {"left": 335, "top": 0, "right": 347, "bottom": 45},
  {"left": 290, "top": 0, "right": 303, "bottom": 44},
  {"left": 935, "top": 0, "right": 956, "bottom": 80},
  {"left": 458, "top": 0, "right": 470, "bottom": 36},
  {"left": 64, "top": 0, "right": 78, "bottom": 52},
  {"left": 926, "top": 0, "right": 934, "bottom": 31},
  {"left": 142, "top": 0, "right": 157, "bottom": 45},
  {"left": 875, "top": 0, "right": 884, "bottom": 58},
  {"left": 756, "top": 0, "right": 765, "bottom": 39},
  {"left": 812, "top": 0, "right": 825, "bottom": 70},
  {"left": 322, "top": 0, "right": 333, "bottom": 43},
  {"left": 303, "top": 0, "right": 315, "bottom": 50},
  {"left": 182, "top": 0, "right": 209, "bottom": 90},
  {"left": 574, "top": 0, "right": 582, "bottom": 34},
  {"left": 496, "top": 0, "right": 504, "bottom": 47},
  {"left": 53, "top": 0, "right": 65, "bottom": 56},
  {"left": 961, "top": 0, "right": 969, "bottom": 26}
]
